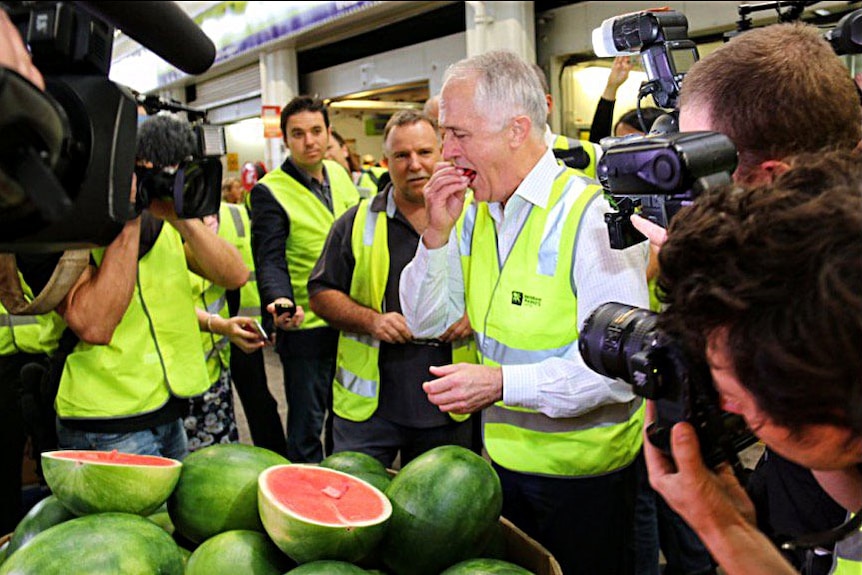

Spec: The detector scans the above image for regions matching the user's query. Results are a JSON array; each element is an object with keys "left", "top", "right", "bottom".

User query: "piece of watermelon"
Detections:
[
  {"left": 184, "top": 530, "right": 295, "bottom": 575},
  {"left": 0, "top": 512, "right": 185, "bottom": 575},
  {"left": 4, "top": 495, "right": 75, "bottom": 559},
  {"left": 440, "top": 558, "right": 534, "bottom": 574},
  {"left": 168, "top": 443, "right": 289, "bottom": 544},
  {"left": 258, "top": 464, "right": 392, "bottom": 564},
  {"left": 41, "top": 450, "right": 181, "bottom": 516},
  {"left": 380, "top": 445, "right": 503, "bottom": 575},
  {"left": 285, "top": 560, "right": 370, "bottom": 574}
]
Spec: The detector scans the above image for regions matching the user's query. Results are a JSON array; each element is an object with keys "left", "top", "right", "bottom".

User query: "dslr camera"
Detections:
[
  {"left": 579, "top": 302, "right": 757, "bottom": 470},
  {"left": 0, "top": 1, "right": 216, "bottom": 253},
  {"left": 593, "top": 8, "right": 698, "bottom": 110},
  {"left": 598, "top": 130, "right": 738, "bottom": 250}
]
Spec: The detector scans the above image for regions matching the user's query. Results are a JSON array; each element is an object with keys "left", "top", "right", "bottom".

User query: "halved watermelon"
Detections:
[
  {"left": 41, "top": 450, "right": 181, "bottom": 516},
  {"left": 258, "top": 464, "right": 392, "bottom": 564}
]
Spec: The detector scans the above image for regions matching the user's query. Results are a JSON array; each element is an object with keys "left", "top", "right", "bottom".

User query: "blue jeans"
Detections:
[
  {"left": 279, "top": 353, "right": 335, "bottom": 463},
  {"left": 56, "top": 418, "right": 189, "bottom": 461}
]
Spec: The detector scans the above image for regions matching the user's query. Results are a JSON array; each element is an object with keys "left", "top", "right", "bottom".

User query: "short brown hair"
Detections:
[
  {"left": 382, "top": 110, "right": 436, "bottom": 150},
  {"left": 680, "top": 23, "right": 861, "bottom": 180}
]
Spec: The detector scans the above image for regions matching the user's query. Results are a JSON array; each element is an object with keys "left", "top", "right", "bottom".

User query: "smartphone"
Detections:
[
  {"left": 274, "top": 302, "right": 296, "bottom": 318},
  {"left": 252, "top": 319, "right": 269, "bottom": 341}
]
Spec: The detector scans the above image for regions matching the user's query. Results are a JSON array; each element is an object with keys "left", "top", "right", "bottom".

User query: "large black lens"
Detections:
[
  {"left": 579, "top": 302, "right": 658, "bottom": 384},
  {"left": 173, "top": 157, "right": 221, "bottom": 218}
]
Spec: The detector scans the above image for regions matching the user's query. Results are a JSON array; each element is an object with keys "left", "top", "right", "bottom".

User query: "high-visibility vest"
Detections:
[
  {"left": 189, "top": 270, "right": 230, "bottom": 384},
  {"left": 552, "top": 134, "right": 601, "bottom": 180},
  {"left": 56, "top": 225, "right": 209, "bottom": 419},
  {"left": 831, "top": 517, "right": 862, "bottom": 574},
  {"left": 258, "top": 160, "right": 359, "bottom": 330},
  {"left": 0, "top": 276, "right": 61, "bottom": 356},
  {"left": 357, "top": 166, "right": 388, "bottom": 197},
  {"left": 219, "top": 202, "right": 261, "bottom": 321},
  {"left": 456, "top": 169, "right": 643, "bottom": 476},
  {"left": 333, "top": 197, "right": 475, "bottom": 422}
]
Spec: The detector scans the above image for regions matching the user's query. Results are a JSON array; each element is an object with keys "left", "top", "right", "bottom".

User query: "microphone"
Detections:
[{"left": 74, "top": 1, "right": 216, "bottom": 75}]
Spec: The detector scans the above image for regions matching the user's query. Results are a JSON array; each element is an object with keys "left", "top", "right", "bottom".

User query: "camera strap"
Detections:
[
  {"left": 0, "top": 250, "right": 89, "bottom": 315},
  {"left": 781, "top": 507, "right": 862, "bottom": 551}
]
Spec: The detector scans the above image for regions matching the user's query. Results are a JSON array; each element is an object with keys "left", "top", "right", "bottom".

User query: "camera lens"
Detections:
[{"left": 579, "top": 302, "right": 659, "bottom": 384}]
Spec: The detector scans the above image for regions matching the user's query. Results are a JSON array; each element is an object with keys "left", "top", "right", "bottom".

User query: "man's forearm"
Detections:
[
  {"left": 61, "top": 218, "right": 141, "bottom": 343},
  {"left": 175, "top": 218, "right": 248, "bottom": 289},
  {"left": 310, "top": 289, "right": 376, "bottom": 334}
]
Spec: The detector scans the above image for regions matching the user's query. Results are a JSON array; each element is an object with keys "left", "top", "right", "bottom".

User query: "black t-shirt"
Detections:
[
  {"left": 308, "top": 187, "right": 452, "bottom": 428},
  {"left": 17, "top": 214, "right": 186, "bottom": 433}
]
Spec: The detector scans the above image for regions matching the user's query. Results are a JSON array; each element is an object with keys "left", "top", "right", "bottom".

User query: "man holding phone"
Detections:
[{"left": 250, "top": 96, "right": 359, "bottom": 463}]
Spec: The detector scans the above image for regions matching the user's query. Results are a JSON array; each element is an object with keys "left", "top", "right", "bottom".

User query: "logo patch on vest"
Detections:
[{"left": 511, "top": 291, "right": 541, "bottom": 307}]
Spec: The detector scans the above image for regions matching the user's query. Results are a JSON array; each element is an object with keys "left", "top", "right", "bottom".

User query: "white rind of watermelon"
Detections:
[
  {"left": 258, "top": 464, "right": 392, "bottom": 564},
  {"left": 41, "top": 450, "right": 182, "bottom": 516}
]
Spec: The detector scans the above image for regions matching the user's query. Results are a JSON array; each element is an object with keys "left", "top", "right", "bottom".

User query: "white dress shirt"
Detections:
[{"left": 399, "top": 147, "right": 650, "bottom": 418}]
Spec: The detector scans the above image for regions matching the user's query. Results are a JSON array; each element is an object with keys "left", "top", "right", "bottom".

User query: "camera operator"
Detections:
[
  {"left": 13, "top": 110, "right": 248, "bottom": 460},
  {"left": 624, "top": 21, "right": 862, "bottom": 575},
  {"left": 642, "top": 149, "right": 862, "bottom": 575}
]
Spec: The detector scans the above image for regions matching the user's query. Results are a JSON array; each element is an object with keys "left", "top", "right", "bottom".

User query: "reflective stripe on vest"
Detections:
[
  {"left": 552, "top": 134, "right": 600, "bottom": 179},
  {"left": 57, "top": 225, "right": 209, "bottom": 419},
  {"left": 458, "top": 170, "right": 643, "bottom": 476},
  {"left": 220, "top": 202, "right": 261, "bottom": 321},
  {"left": 831, "top": 516, "right": 862, "bottom": 575},
  {"left": 191, "top": 272, "right": 230, "bottom": 382},
  {"left": 334, "top": 196, "right": 472, "bottom": 422},
  {"left": 0, "top": 276, "right": 62, "bottom": 356},
  {"left": 259, "top": 160, "right": 359, "bottom": 330}
]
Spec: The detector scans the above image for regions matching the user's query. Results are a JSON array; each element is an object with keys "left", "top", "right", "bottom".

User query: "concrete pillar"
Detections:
[
  {"left": 260, "top": 48, "right": 299, "bottom": 171},
  {"left": 464, "top": 1, "right": 536, "bottom": 62}
]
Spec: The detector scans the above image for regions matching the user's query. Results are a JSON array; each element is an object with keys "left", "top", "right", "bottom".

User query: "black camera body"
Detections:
[
  {"left": 593, "top": 9, "right": 698, "bottom": 109},
  {"left": 597, "top": 131, "right": 738, "bottom": 250},
  {"left": 580, "top": 302, "right": 757, "bottom": 469}
]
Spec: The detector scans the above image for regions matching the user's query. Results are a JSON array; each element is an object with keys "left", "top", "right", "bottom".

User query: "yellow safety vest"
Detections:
[
  {"left": 219, "top": 202, "right": 261, "bottom": 321},
  {"left": 56, "top": 225, "right": 209, "bottom": 419},
  {"left": 552, "top": 134, "right": 601, "bottom": 180},
  {"left": 0, "top": 277, "right": 61, "bottom": 356},
  {"left": 357, "top": 166, "right": 388, "bottom": 198},
  {"left": 189, "top": 270, "right": 230, "bottom": 384},
  {"left": 258, "top": 160, "right": 359, "bottom": 330},
  {"left": 831, "top": 516, "right": 862, "bottom": 574},
  {"left": 456, "top": 169, "right": 643, "bottom": 477},
  {"left": 333, "top": 197, "right": 476, "bottom": 422}
]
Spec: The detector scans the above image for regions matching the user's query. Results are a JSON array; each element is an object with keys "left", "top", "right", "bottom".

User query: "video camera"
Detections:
[
  {"left": 598, "top": 130, "right": 738, "bottom": 250},
  {"left": 593, "top": 8, "right": 698, "bottom": 110},
  {"left": 579, "top": 302, "right": 757, "bottom": 471},
  {"left": 0, "top": 1, "right": 217, "bottom": 253}
]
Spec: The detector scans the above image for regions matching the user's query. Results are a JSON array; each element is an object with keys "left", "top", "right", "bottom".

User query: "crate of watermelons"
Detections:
[{"left": 0, "top": 445, "right": 563, "bottom": 575}]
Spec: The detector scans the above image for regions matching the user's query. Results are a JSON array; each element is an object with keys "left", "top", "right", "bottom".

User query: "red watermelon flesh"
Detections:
[
  {"left": 49, "top": 450, "right": 178, "bottom": 466},
  {"left": 259, "top": 464, "right": 391, "bottom": 564}
]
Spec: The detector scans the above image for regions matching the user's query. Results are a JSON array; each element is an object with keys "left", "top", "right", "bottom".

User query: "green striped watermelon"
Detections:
[
  {"left": 285, "top": 560, "right": 369, "bottom": 574},
  {"left": 320, "top": 451, "right": 392, "bottom": 493},
  {"left": 41, "top": 450, "right": 181, "bottom": 516},
  {"left": 4, "top": 495, "right": 75, "bottom": 559},
  {"left": 258, "top": 464, "right": 391, "bottom": 564},
  {"left": 440, "top": 558, "right": 534, "bottom": 574},
  {"left": 184, "top": 530, "right": 295, "bottom": 575},
  {"left": 0, "top": 512, "right": 185, "bottom": 575}
]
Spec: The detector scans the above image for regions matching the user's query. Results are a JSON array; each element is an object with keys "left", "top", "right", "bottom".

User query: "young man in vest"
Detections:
[
  {"left": 631, "top": 23, "right": 862, "bottom": 575},
  {"left": 308, "top": 110, "right": 474, "bottom": 468},
  {"left": 16, "top": 115, "right": 248, "bottom": 461},
  {"left": 400, "top": 51, "right": 650, "bottom": 575},
  {"left": 249, "top": 96, "right": 360, "bottom": 463},
  {"left": 642, "top": 150, "right": 862, "bottom": 575}
]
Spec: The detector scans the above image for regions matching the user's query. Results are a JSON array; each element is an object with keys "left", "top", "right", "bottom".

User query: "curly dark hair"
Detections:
[
  {"left": 136, "top": 115, "right": 197, "bottom": 168},
  {"left": 657, "top": 149, "right": 862, "bottom": 434},
  {"left": 280, "top": 96, "right": 329, "bottom": 138}
]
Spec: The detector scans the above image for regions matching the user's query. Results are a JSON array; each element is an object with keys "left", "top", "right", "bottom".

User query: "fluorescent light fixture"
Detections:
[{"left": 328, "top": 100, "right": 423, "bottom": 111}]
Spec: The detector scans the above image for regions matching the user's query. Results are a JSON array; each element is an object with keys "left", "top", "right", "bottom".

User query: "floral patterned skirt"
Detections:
[{"left": 183, "top": 366, "right": 239, "bottom": 452}]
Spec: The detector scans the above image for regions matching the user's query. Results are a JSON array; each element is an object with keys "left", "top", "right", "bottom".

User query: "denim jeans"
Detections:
[{"left": 56, "top": 418, "right": 189, "bottom": 461}]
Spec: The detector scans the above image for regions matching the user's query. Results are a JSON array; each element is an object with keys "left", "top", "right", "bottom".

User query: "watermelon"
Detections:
[
  {"left": 184, "top": 530, "right": 295, "bottom": 575},
  {"left": 286, "top": 560, "right": 369, "bottom": 574},
  {"left": 440, "top": 558, "right": 533, "bottom": 574},
  {"left": 168, "top": 443, "right": 289, "bottom": 543},
  {"left": 0, "top": 539, "right": 8, "bottom": 566},
  {"left": 148, "top": 509, "right": 175, "bottom": 535},
  {"left": 380, "top": 445, "right": 503, "bottom": 575},
  {"left": 258, "top": 464, "right": 392, "bottom": 564},
  {"left": 320, "top": 451, "right": 392, "bottom": 493},
  {"left": 41, "top": 450, "right": 181, "bottom": 516},
  {"left": 0, "top": 512, "right": 185, "bottom": 575},
  {"left": 4, "top": 495, "right": 75, "bottom": 558}
]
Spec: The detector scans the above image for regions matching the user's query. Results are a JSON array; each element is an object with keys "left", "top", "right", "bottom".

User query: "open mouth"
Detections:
[{"left": 459, "top": 167, "right": 477, "bottom": 185}]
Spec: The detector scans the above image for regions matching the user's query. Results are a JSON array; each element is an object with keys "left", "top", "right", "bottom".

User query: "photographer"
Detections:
[
  {"left": 14, "top": 111, "right": 247, "bottom": 460},
  {"left": 625, "top": 21, "right": 862, "bottom": 574},
  {"left": 643, "top": 149, "right": 861, "bottom": 575}
]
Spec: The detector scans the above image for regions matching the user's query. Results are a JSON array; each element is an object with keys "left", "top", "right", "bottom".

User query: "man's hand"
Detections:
[
  {"left": 631, "top": 214, "right": 668, "bottom": 248},
  {"left": 267, "top": 298, "right": 304, "bottom": 331},
  {"left": 603, "top": 56, "right": 633, "bottom": 100},
  {"left": 421, "top": 162, "right": 471, "bottom": 249},
  {"left": 439, "top": 312, "right": 472, "bottom": 342},
  {"left": 643, "top": 404, "right": 756, "bottom": 535},
  {"left": 0, "top": 10, "right": 45, "bottom": 90},
  {"left": 371, "top": 312, "right": 413, "bottom": 344},
  {"left": 423, "top": 363, "right": 502, "bottom": 414},
  {"left": 221, "top": 316, "right": 268, "bottom": 354}
]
